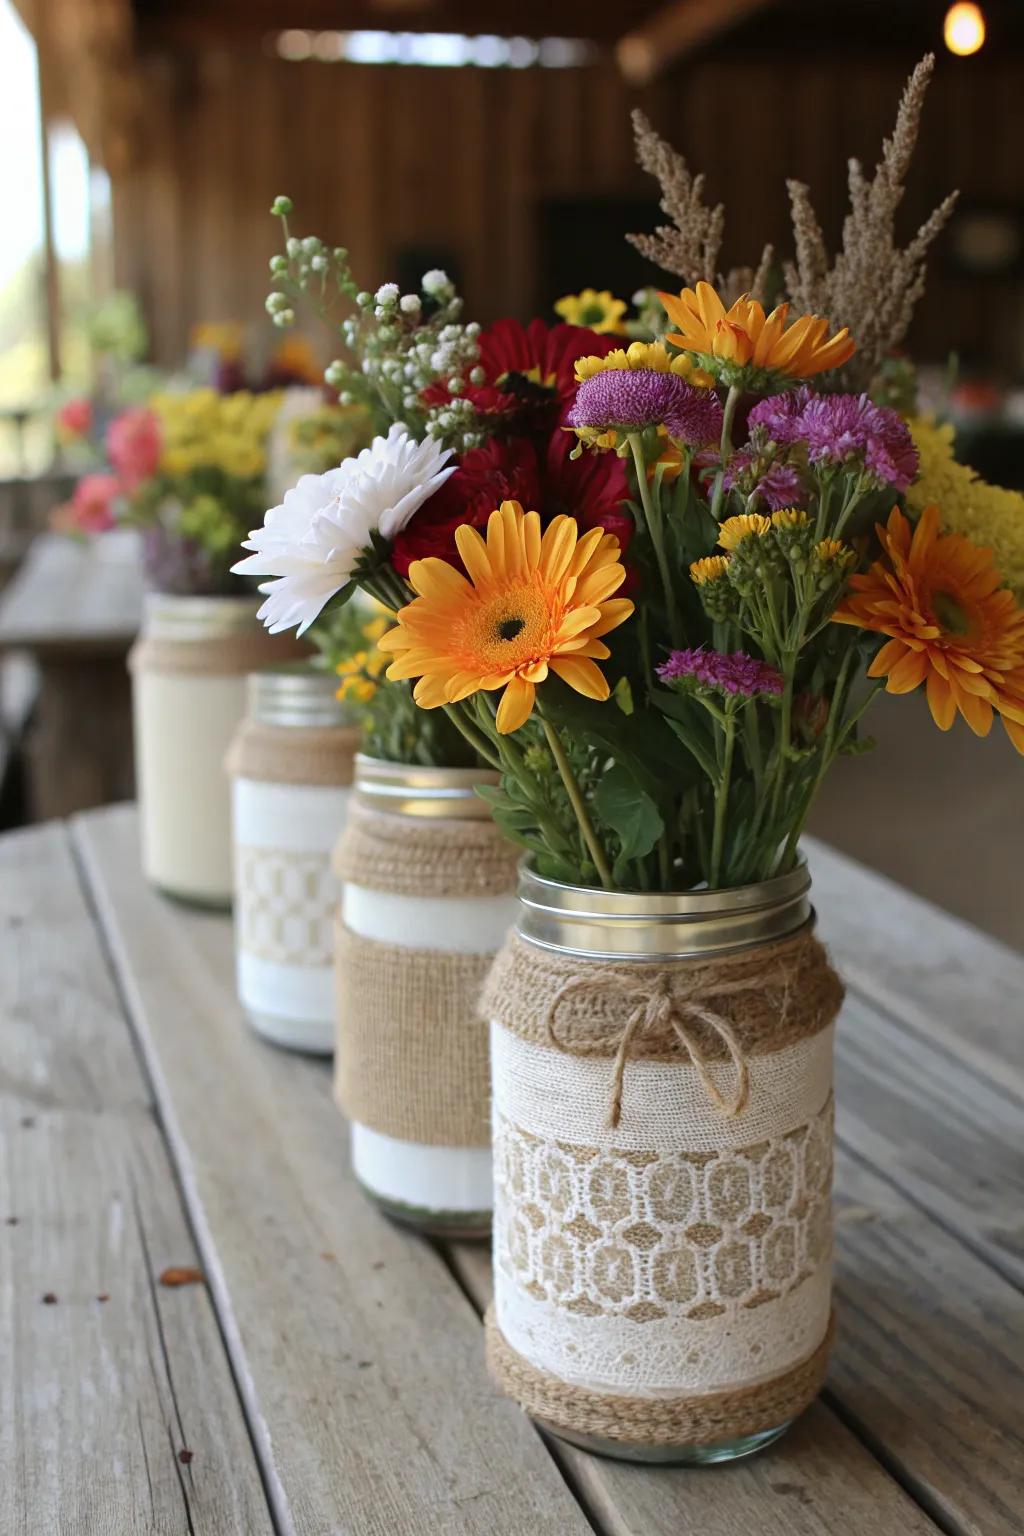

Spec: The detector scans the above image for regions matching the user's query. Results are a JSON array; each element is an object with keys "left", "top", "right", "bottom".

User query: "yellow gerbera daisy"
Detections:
[
  {"left": 659, "top": 281, "right": 855, "bottom": 383},
  {"left": 378, "top": 500, "right": 634, "bottom": 734},
  {"left": 574, "top": 340, "right": 713, "bottom": 388},
  {"left": 555, "top": 288, "right": 628, "bottom": 335},
  {"left": 717, "top": 513, "right": 771, "bottom": 550}
]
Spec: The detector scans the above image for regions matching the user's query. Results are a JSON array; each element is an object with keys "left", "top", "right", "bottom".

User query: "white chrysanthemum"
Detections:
[{"left": 233, "top": 424, "right": 454, "bottom": 635}]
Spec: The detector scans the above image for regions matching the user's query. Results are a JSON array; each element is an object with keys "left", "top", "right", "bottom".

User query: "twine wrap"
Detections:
[
  {"left": 226, "top": 720, "right": 360, "bottom": 788},
  {"left": 333, "top": 923, "right": 493, "bottom": 1147},
  {"left": 486, "top": 1306, "right": 835, "bottom": 1448},
  {"left": 129, "top": 629, "right": 309, "bottom": 678},
  {"left": 333, "top": 799, "right": 521, "bottom": 898},
  {"left": 482, "top": 924, "right": 842, "bottom": 1130}
]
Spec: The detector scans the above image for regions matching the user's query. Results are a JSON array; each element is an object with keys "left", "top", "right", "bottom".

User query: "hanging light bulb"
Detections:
[{"left": 944, "top": 3, "right": 986, "bottom": 56}]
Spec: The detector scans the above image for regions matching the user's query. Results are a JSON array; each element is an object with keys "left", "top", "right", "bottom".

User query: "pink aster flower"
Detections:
[
  {"left": 657, "top": 647, "right": 784, "bottom": 699},
  {"left": 747, "top": 388, "right": 918, "bottom": 491},
  {"left": 568, "top": 370, "right": 723, "bottom": 445},
  {"left": 107, "top": 406, "right": 162, "bottom": 491},
  {"left": 60, "top": 472, "right": 122, "bottom": 534},
  {"left": 722, "top": 450, "right": 803, "bottom": 510},
  {"left": 57, "top": 397, "right": 93, "bottom": 439}
]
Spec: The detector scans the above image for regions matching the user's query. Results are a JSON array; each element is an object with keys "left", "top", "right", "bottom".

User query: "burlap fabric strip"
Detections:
[
  {"left": 129, "top": 629, "right": 310, "bottom": 677},
  {"left": 483, "top": 924, "right": 843, "bottom": 1128},
  {"left": 226, "top": 720, "right": 360, "bottom": 788},
  {"left": 333, "top": 798, "right": 521, "bottom": 899},
  {"left": 485, "top": 1306, "right": 835, "bottom": 1447},
  {"left": 333, "top": 921, "right": 492, "bottom": 1147}
]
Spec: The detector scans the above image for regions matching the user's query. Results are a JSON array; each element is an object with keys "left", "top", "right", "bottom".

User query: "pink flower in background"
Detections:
[
  {"left": 107, "top": 407, "right": 162, "bottom": 490},
  {"left": 57, "top": 397, "right": 93, "bottom": 439},
  {"left": 59, "top": 473, "right": 122, "bottom": 535}
]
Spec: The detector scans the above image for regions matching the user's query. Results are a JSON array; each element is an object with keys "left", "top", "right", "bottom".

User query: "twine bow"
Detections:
[{"left": 543, "top": 968, "right": 754, "bottom": 1129}]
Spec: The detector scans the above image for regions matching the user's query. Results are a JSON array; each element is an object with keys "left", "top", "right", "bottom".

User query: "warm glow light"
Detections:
[
  {"left": 944, "top": 3, "right": 986, "bottom": 56},
  {"left": 270, "top": 29, "right": 596, "bottom": 68}
]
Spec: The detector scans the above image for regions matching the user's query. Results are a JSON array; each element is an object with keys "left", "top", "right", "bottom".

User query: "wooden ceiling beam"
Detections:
[{"left": 616, "top": 0, "right": 775, "bottom": 83}]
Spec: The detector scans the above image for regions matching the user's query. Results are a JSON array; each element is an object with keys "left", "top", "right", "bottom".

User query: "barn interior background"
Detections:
[{"left": 1, "top": 0, "right": 1022, "bottom": 941}]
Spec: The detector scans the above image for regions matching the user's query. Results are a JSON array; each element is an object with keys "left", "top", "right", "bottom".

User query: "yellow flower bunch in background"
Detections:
[
  {"left": 152, "top": 389, "right": 283, "bottom": 480},
  {"left": 336, "top": 615, "right": 390, "bottom": 704},
  {"left": 555, "top": 288, "right": 628, "bottom": 334},
  {"left": 908, "top": 416, "right": 1024, "bottom": 600}
]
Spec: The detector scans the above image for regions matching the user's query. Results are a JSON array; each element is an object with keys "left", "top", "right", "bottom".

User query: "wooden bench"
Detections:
[{"left": 0, "top": 804, "right": 1019, "bottom": 1534}]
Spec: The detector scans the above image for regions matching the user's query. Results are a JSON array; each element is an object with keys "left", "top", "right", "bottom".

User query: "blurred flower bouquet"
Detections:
[{"left": 239, "top": 54, "right": 1024, "bottom": 894}]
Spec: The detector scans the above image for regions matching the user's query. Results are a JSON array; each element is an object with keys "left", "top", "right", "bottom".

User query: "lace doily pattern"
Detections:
[{"left": 236, "top": 845, "right": 335, "bottom": 967}]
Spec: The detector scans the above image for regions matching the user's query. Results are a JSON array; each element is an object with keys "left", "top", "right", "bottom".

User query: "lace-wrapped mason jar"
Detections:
[
  {"left": 227, "top": 664, "right": 360, "bottom": 1054},
  {"left": 482, "top": 863, "right": 844, "bottom": 1465},
  {"left": 129, "top": 594, "right": 307, "bottom": 907},
  {"left": 332, "top": 756, "right": 520, "bottom": 1238}
]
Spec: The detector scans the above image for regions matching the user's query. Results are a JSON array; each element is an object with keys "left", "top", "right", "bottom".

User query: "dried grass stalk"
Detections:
[
  {"left": 626, "top": 109, "right": 724, "bottom": 288},
  {"left": 783, "top": 53, "right": 957, "bottom": 391}
]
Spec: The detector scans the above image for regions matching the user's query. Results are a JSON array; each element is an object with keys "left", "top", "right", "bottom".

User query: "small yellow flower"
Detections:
[
  {"left": 771, "top": 508, "right": 810, "bottom": 529},
  {"left": 690, "top": 555, "right": 730, "bottom": 584},
  {"left": 361, "top": 616, "right": 390, "bottom": 644},
  {"left": 717, "top": 514, "right": 771, "bottom": 550},
  {"left": 816, "top": 538, "right": 850, "bottom": 562},
  {"left": 575, "top": 341, "right": 713, "bottom": 389},
  {"left": 555, "top": 288, "right": 628, "bottom": 334}
]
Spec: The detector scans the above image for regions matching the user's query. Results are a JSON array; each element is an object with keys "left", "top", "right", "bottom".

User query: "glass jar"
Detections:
[
  {"left": 483, "top": 861, "right": 842, "bottom": 1464},
  {"left": 333, "top": 755, "right": 520, "bottom": 1238},
  {"left": 129, "top": 593, "right": 306, "bottom": 906},
  {"left": 228, "top": 663, "right": 359, "bottom": 1054}
]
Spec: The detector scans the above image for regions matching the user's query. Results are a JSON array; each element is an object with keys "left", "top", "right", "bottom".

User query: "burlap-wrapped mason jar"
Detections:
[
  {"left": 483, "top": 861, "right": 844, "bottom": 1464},
  {"left": 129, "top": 593, "right": 306, "bottom": 906},
  {"left": 333, "top": 756, "right": 519, "bottom": 1237},
  {"left": 226, "top": 664, "right": 360, "bottom": 1054}
]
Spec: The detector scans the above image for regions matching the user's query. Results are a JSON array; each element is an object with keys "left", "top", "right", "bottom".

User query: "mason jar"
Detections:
[
  {"left": 483, "top": 861, "right": 843, "bottom": 1464},
  {"left": 332, "top": 755, "right": 520, "bottom": 1237},
  {"left": 227, "top": 663, "right": 359, "bottom": 1053},
  {"left": 129, "top": 593, "right": 307, "bottom": 906}
]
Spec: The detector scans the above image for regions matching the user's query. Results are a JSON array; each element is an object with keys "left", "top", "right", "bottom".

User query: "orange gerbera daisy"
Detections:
[
  {"left": 659, "top": 281, "right": 855, "bottom": 384},
  {"left": 378, "top": 500, "right": 634, "bottom": 734},
  {"left": 834, "top": 504, "right": 1024, "bottom": 752}
]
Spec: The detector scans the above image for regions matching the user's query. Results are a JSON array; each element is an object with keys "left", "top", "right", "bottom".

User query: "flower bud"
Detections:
[{"left": 270, "top": 195, "right": 293, "bottom": 216}]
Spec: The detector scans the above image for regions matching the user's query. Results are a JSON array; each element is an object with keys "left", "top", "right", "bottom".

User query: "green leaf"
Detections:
[{"left": 595, "top": 764, "right": 664, "bottom": 862}]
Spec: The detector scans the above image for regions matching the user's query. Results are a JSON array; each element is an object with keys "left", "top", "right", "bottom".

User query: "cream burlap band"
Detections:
[
  {"left": 129, "top": 629, "right": 309, "bottom": 677},
  {"left": 226, "top": 720, "right": 360, "bottom": 788},
  {"left": 332, "top": 803, "right": 518, "bottom": 1146}
]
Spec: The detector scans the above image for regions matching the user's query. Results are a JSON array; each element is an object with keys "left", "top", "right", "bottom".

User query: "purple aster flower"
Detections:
[
  {"left": 657, "top": 647, "right": 784, "bottom": 698},
  {"left": 722, "top": 449, "right": 803, "bottom": 510},
  {"left": 568, "top": 370, "right": 724, "bottom": 446},
  {"left": 747, "top": 387, "right": 918, "bottom": 491}
]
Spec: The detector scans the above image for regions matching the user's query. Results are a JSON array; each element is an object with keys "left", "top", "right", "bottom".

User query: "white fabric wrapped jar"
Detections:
[
  {"left": 227, "top": 664, "right": 359, "bottom": 1054},
  {"left": 483, "top": 862, "right": 844, "bottom": 1464},
  {"left": 333, "top": 756, "right": 520, "bottom": 1237},
  {"left": 129, "top": 594, "right": 307, "bottom": 906}
]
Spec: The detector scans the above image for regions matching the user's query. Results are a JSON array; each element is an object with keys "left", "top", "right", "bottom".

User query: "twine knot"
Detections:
[{"left": 543, "top": 968, "right": 753, "bottom": 1129}]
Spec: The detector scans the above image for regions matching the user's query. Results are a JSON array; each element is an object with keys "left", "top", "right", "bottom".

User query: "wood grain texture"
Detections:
[
  {"left": 808, "top": 836, "right": 1024, "bottom": 1096},
  {"left": 75, "top": 803, "right": 596, "bottom": 1536},
  {"left": 447, "top": 1245, "right": 941, "bottom": 1536},
  {"left": 0, "top": 822, "right": 273, "bottom": 1535},
  {"left": 0, "top": 533, "right": 143, "bottom": 653}
]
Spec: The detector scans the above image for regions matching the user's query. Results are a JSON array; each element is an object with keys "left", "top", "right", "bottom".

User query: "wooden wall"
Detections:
[{"left": 111, "top": 43, "right": 1024, "bottom": 373}]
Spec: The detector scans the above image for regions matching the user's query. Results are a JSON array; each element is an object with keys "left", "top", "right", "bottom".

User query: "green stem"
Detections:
[
  {"left": 540, "top": 715, "right": 614, "bottom": 890},
  {"left": 441, "top": 702, "right": 502, "bottom": 772},
  {"left": 709, "top": 384, "right": 742, "bottom": 525},
  {"left": 628, "top": 434, "right": 682, "bottom": 648},
  {"left": 709, "top": 705, "right": 737, "bottom": 887},
  {"left": 780, "top": 661, "right": 881, "bottom": 869}
]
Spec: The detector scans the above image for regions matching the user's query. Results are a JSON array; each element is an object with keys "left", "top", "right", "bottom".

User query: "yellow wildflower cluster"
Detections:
[
  {"left": 907, "top": 416, "right": 1024, "bottom": 599},
  {"left": 336, "top": 616, "right": 390, "bottom": 705},
  {"left": 151, "top": 389, "right": 283, "bottom": 480},
  {"left": 555, "top": 289, "right": 627, "bottom": 335}
]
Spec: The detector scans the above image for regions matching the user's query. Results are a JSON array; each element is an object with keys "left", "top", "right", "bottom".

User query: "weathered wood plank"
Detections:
[
  {"left": 448, "top": 1245, "right": 941, "bottom": 1536},
  {"left": 0, "top": 822, "right": 273, "bottom": 1535},
  {"left": 75, "top": 803, "right": 596, "bottom": 1536},
  {"left": 808, "top": 837, "right": 1024, "bottom": 1097},
  {"left": 0, "top": 532, "right": 143, "bottom": 654},
  {"left": 835, "top": 993, "right": 1024, "bottom": 1289},
  {"left": 831, "top": 1148, "right": 1024, "bottom": 1536}
]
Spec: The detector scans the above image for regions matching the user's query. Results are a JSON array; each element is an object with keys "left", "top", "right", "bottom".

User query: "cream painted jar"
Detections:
[
  {"left": 483, "top": 862, "right": 844, "bottom": 1465},
  {"left": 129, "top": 593, "right": 305, "bottom": 906},
  {"left": 332, "top": 756, "right": 520, "bottom": 1237},
  {"left": 228, "top": 665, "right": 359, "bottom": 1054}
]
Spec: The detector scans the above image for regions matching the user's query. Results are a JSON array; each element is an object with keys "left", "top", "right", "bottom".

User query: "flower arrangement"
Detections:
[{"left": 240, "top": 55, "right": 1023, "bottom": 893}]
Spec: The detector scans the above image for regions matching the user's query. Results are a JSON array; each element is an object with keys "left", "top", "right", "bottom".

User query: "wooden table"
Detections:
[
  {"left": 2, "top": 803, "right": 1020, "bottom": 1536},
  {"left": 0, "top": 533, "right": 143, "bottom": 819}
]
